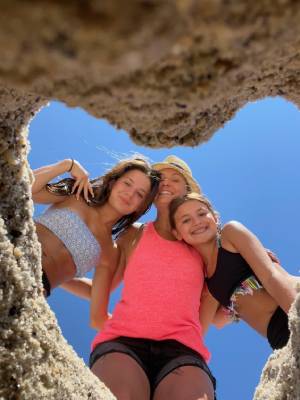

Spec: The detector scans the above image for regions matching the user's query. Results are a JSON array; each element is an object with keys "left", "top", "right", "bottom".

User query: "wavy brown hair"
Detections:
[
  {"left": 46, "top": 157, "right": 161, "bottom": 236},
  {"left": 169, "top": 193, "right": 218, "bottom": 230}
]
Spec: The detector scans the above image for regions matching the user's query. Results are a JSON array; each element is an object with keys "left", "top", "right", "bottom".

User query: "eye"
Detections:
[
  {"left": 182, "top": 218, "right": 190, "bottom": 224},
  {"left": 137, "top": 192, "right": 145, "bottom": 199},
  {"left": 124, "top": 180, "right": 131, "bottom": 186}
]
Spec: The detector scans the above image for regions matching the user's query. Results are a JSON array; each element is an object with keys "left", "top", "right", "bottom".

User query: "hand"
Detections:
[
  {"left": 265, "top": 248, "right": 281, "bottom": 264},
  {"left": 98, "top": 312, "right": 112, "bottom": 330},
  {"left": 70, "top": 160, "right": 94, "bottom": 201}
]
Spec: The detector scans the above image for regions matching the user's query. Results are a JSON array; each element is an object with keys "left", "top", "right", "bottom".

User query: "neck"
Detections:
[
  {"left": 95, "top": 203, "right": 123, "bottom": 230},
  {"left": 193, "top": 239, "right": 218, "bottom": 276},
  {"left": 153, "top": 208, "right": 176, "bottom": 241}
]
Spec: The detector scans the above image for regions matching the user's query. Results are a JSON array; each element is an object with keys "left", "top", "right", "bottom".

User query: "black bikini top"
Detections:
[{"left": 206, "top": 246, "right": 256, "bottom": 307}]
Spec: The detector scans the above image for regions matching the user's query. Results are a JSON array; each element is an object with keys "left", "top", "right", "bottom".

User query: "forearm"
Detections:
[
  {"left": 263, "top": 265, "right": 297, "bottom": 314},
  {"left": 90, "top": 266, "right": 114, "bottom": 330},
  {"left": 60, "top": 277, "right": 92, "bottom": 300},
  {"left": 199, "top": 291, "right": 220, "bottom": 335},
  {"left": 225, "top": 222, "right": 297, "bottom": 314},
  {"left": 32, "top": 159, "right": 72, "bottom": 194}
]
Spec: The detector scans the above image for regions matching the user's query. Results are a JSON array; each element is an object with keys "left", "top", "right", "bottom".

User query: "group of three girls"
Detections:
[{"left": 32, "top": 155, "right": 297, "bottom": 400}]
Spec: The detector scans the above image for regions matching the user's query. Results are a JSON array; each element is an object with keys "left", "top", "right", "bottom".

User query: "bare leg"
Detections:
[
  {"left": 153, "top": 366, "right": 214, "bottom": 400},
  {"left": 91, "top": 352, "right": 150, "bottom": 400}
]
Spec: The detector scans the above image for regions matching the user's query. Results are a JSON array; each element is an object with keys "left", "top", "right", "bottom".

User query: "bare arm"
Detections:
[
  {"left": 89, "top": 224, "right": 141, "bottom": 330},
  {"left": 60, "top": 246, "right": 127, "bottom": 302},
  {"left": 32, "top": 159, "right": 73, "bottom": 194},
  {"left": 90, "top": 244, "right": 120, "bottom": 330},
  {"left": 223, "top": 221, "right": 297, "bottom": 313},
  {"left": 32, "top": 159, "right": 93, "bottom": 203},
  {"left": 199, "top": 286, "right": 231, "bottom": 335},
  {"left": 60, "top": 277, "right": 92, "bottom": 300}
]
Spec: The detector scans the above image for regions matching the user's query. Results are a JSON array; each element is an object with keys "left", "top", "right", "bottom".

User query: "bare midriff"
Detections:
[
  {"left": 234, "top": 289, "right": 278, "bottom": 336},
  {"left": 35, "top": 222, "right": 76, "bottom": 289}
]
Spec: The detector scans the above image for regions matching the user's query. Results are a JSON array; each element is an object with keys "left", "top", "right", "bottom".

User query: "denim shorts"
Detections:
[{"left": 90, "top": 336, "right": 216, "bottom": 397}]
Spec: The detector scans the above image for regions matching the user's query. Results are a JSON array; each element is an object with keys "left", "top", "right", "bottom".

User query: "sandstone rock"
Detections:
[
  {"left": 0, "top": 88, "right": 114, "bottom": 399},
  {"left": 0, "top": 1, "right": 299, "bottom": 399},
  {"left": 254, "top": 285, "right": 300, "bottom": 400}
]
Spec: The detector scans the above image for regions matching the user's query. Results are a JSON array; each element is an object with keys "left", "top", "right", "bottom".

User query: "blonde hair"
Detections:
[{"left": 169, "top": 192, "right": 218, "bottom": 230}]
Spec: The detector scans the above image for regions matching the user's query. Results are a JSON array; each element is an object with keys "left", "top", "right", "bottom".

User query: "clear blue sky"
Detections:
[{"left": 28, "top": 98, "right": 300, "bottom": 399}]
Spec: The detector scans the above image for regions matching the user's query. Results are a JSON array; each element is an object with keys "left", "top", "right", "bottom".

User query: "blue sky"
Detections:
[{"left": 28, "top": 98, "right": 300, "bottom": 399}]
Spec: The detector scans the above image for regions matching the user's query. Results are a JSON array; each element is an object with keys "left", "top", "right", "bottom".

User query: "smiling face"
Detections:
[
  {"left": 154, "top": 168, "right": 188, "bottom": 209},
  {"left": 109, "top": 169, "right": 151, "bottom": 216},
  {"left": 172, "top": 199, "right": 218, "bottom": 246}
]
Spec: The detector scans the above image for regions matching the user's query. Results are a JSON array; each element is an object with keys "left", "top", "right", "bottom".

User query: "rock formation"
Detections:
[
  {"left": 254, "top": 286, "right": 300, "bottom": 400},
  {"left": 0, "top": 1, "right": 299, "bottom": 399}
]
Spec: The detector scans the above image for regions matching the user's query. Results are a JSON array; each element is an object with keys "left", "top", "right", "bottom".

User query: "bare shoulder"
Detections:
[
  {"left": 221, "top": 221, "right": 249, "bottom": 251},
  {"left": 222, "top": 220, "right": 247, "bottom": 237},
  {"left": 117, "top": 222, "right": 145, "bottom": 262},
  {"left": 117, "top": 222, "right": 143, "bottom": 246}
]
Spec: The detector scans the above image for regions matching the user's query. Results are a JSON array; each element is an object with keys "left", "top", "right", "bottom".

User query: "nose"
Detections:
[
  {"left": 193, "top": 216, "right": 203, "bottom": 226},
  {"left": 161, "top": 177, "right": 170, "bottom": 187},
  {"left": 127, "top": 186, "right": 137, "bottom": 200}
]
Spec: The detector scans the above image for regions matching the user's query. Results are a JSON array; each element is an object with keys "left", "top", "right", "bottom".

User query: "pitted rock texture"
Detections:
[
  {"left": 254, "top": 287, "right": 300, "bottom": 400},
  {"left": 0, "top": 1, "right": 300, "bottom": 399},
  {"left": 1, "top": 1, "right": 300, "bottom": 147},
  {"left": 0, "top": 88, "right": 115, "bottom": 399}
]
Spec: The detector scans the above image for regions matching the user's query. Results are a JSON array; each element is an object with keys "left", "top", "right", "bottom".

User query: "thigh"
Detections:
[
  {"left": 91, "top": 352, "right": 151, "bottom": 400},
  {"left": 153, "top": 365, "right": 215, "bottom": 400}
]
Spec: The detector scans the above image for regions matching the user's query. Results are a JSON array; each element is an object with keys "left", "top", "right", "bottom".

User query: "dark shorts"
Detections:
[
  {"left": 90, "top": 337, "right": 216, "bottom": 398},
  {"left": 267, "top": 307, "right": 290, "bottom": 349},
  {"left": 42, "top": 270, "right": 51, "bottom": 297}
]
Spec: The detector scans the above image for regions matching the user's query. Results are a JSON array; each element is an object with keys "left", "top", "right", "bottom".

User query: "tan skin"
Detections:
[
  {"left": 32, "top": 159, "right": 151, "bottom": 299},
  {"left": 172, "top": 199, "right": 299, "bottom": 337},
  {"left": 91, "top": 168, "right": 215, "bottom": 400}
]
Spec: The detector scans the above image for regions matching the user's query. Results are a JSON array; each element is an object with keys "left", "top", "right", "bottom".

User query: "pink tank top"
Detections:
[{"left": 92, "top": 222, "right": 210, "bottom": 362}]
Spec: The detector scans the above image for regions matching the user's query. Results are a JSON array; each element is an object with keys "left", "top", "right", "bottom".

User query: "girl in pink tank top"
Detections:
[
  {"left": 92, "top": 222, "right": 210, "bottom": 360},
  {"left": 90, "top": 156, "right": 216, "bottom": 400}
]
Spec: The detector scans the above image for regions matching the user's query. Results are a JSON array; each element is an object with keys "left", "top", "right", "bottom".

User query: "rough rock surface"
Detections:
[
  {"left": 0, "top": 1, "right": 299, "bottom": 399},
  {"left": 0, "top": 88, "right": 115, "bottom": 399},
  {"left": 254, "top": 286, "right": 300, "bottom": 400}
]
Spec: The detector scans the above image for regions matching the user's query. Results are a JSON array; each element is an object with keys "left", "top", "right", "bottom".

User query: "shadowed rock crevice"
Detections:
[{"left": 0, "top": 1, "right": 300, "bottom": 399}]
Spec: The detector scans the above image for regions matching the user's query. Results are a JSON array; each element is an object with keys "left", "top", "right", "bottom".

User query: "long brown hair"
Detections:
[
  {"left": 169, "top": 193, "right": 218, "bottom": 230},
  {"left": 46, "top": 157, "right": 161, "bottom": 236}
]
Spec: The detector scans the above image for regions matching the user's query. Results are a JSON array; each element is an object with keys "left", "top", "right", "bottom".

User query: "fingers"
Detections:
[
  {"left": 72, "top": 177, "right": 94, "bottom": 201},
  {"left": 89, "top": 182, "right": 94, "bottom": 198},
  {"left": 84, "top": 180, "right": 94, "bottom": 202},
  {"left": 72, "top": 179, "right": 84, "bottom": 200},
  {"left": 69, "top": 161, "right": 94, "bottom": 201},
  {"left": 71, "top": 178, "right": 80, "bottom": 195},
  {"left": 265, "top": 248, "right": 281, "bottom": 264}
]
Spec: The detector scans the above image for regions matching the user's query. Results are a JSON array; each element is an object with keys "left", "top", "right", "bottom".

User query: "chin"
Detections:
[{"left": 114, "top": 204, "right": 130, "bottom": 215}]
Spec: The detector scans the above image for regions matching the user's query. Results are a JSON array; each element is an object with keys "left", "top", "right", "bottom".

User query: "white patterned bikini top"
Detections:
[{"left": 36, "top": 207, "right": 101, "bottom": 277}]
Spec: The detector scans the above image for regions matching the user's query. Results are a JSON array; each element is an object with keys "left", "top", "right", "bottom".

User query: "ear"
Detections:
[
  {"left": 172, "top": 228, "right": 183, "bottom": 241},
  {"left": 214, "top": 214, "right": 220, "bottom": 225}
]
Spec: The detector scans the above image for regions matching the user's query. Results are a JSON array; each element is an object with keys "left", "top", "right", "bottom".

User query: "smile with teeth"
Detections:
[
  {"left": 159, "top": 190, "right": 173, "bottom": 196},
  {"left": 191, "top": 226, "right": 208, "bottom": 235}
]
